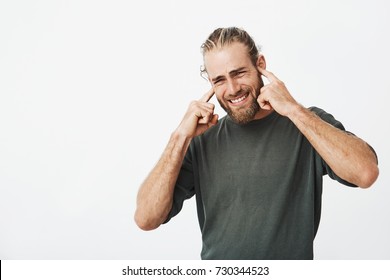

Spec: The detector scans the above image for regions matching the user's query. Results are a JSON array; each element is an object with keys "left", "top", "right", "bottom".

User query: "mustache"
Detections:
[{"left": 225, "top": 87, "right": 251, "bottom": 99}]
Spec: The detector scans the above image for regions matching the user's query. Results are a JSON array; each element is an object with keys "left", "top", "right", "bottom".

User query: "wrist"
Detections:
[
  {"left": 171, "top": 129, "right": 193, "bottom": 146},
  {"left": 286, "top": 103, "right": 306, "bottom": 121}
]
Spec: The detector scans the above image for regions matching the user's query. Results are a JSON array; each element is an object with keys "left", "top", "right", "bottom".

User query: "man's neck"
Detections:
[{"left": 253, "top": 108, "right": 274, "bottom": 120}]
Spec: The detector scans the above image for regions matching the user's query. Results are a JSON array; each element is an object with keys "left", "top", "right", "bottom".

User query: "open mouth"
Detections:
[{"left": 229, "top": 93, "right": 249, "bottom": 105}]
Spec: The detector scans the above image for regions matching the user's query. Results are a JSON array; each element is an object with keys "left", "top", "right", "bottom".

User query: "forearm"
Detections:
[
  {"left": 135, "top": 132, "right": 192, "bottom": 230},
  {"left": 288, "top": 105, "right": 379, "bottom": 188},
  {"left": 134, "top": 89, "right": 217, "bottom": 230}
]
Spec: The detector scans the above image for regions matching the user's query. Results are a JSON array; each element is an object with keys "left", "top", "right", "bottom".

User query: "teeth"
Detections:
[{"left": 231, "top": 94, "right": 247, "bottom": 103}]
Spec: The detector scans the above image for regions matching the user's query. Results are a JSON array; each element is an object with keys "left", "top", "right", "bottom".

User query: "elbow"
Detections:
[
  {"left": 134, "top": 209, "right": 162, "bottom": 231},
  {"left": 357, "top": 164, "right": 379, "bottom": 189}
]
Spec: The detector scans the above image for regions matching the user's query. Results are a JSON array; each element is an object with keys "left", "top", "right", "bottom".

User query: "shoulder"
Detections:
[
  {"left": 200, "top": 115, "right": 228, "bottom": 139},
  {"left": 190, "top": 115, "right": 228, "bottom": 150},
  {"left": 308, "top": 106, "right": 345, "bottom": 130}
]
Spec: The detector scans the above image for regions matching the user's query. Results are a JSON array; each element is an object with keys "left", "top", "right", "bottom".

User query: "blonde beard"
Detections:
[
  {"left": 217, "top": 70, "right": 264, "bottom": 124},
  {"left": 220, "top": 78, "right": 262, "bottom": 124},
  {"left": 227, "top": 99, "right": 260, "bottom": 124}
]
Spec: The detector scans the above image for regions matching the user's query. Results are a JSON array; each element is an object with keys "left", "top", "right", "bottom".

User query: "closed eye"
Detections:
[
  {"left": 213, "top": 78, "right": 225, "bottom": 85},
  {"left": 236, "top": 71, "right": 246, "bottom": 77}
]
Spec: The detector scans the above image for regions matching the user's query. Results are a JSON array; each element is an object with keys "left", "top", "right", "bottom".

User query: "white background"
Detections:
[{"left": 0, "top": 0, "right": 389, "bottom": 260}]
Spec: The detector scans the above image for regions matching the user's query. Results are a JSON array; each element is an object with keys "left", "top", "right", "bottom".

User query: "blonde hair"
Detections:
[{"left": 201, "top": 27, "right": 261, "bottom": 76}]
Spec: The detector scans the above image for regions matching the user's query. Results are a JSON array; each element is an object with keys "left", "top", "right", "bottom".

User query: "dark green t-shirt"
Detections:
[{"left": 165, "top": 107, "right": 356, "bottom": 259}]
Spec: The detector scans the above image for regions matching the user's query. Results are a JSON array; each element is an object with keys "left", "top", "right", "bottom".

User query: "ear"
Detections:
[{"left": 256, "top": 54, "right": 266, "bottom": 70}]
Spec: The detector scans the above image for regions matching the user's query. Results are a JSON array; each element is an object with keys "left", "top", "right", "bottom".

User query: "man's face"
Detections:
[{"left": 204, "top": 42, "right": 264, "bottom": 124}]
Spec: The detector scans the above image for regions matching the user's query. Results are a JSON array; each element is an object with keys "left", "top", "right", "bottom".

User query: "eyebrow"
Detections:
[{"left": 211, "top": 67, "right": 248, "bottom": 83}]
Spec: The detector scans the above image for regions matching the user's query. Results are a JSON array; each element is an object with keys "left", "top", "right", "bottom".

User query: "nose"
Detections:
[{"left": 226, "top": 78, "right": 241, "bottom": 96}]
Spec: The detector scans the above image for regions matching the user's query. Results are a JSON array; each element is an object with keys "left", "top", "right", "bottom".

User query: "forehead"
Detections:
[{"left": 203, "top": 42, "right": 253, "bottom": 78}]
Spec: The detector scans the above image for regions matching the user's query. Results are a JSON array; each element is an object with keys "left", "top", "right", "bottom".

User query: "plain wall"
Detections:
[{"left": 0, "top": 0, "right": 389, "bottom": 259}]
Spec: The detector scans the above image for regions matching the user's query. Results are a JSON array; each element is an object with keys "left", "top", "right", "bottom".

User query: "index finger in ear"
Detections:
[
  {"left": 199, "top": 88, "right": 215, "bottom": 102},
  {"left": 258, "top": 67, "right": 278, "bottom": 82}
]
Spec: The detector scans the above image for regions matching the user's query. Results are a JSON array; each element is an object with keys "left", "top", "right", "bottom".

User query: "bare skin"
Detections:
[
  {"left": 134, "top": 42, "right": 379, "bottom": 231},
  {"left": 134, "top": 89, "right": 217, "bottom": 231},
  {"left": 257, "top": 67, "right": 379, "bottom": 188}
]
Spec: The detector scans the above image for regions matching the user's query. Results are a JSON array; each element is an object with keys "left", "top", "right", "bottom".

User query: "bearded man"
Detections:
[{"left": 134, "top": 27, "right": 379, "bottom": 260}]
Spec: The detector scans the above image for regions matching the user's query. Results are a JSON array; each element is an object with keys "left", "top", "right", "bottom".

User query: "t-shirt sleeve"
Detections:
[
  {"left": 163, "top": 145, "right": 196, "bottom": 224},
  {"left": 309, "top": 106, "right": 368, "bottom": 188}
]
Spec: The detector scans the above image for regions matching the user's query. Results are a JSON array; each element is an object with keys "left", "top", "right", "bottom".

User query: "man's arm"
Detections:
[
  {"left": 257, "top": 68, "right": 379, "bottom": 188},
  {"left": 134, "top": 89, "right": 217, "bottom": 231},
  {"left": 134, "top": 133, "right": 191, "bottom": 231},
  {"left": 288, "top": 106, "right": 378, "bottom": 188}
]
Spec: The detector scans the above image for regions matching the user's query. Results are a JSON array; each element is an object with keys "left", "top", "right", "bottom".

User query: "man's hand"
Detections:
[
  {"left": 256, "top": 67, "right": 378, "bottom": 188},
  {"left": 135, "top": 89, "right": 217, "bottom": 231},
  {"left": 257, "top": 67, "right": 300, "bottom": 117},
  {"left": 175, "top": 89, "right": 218, "bottom": 138}
]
